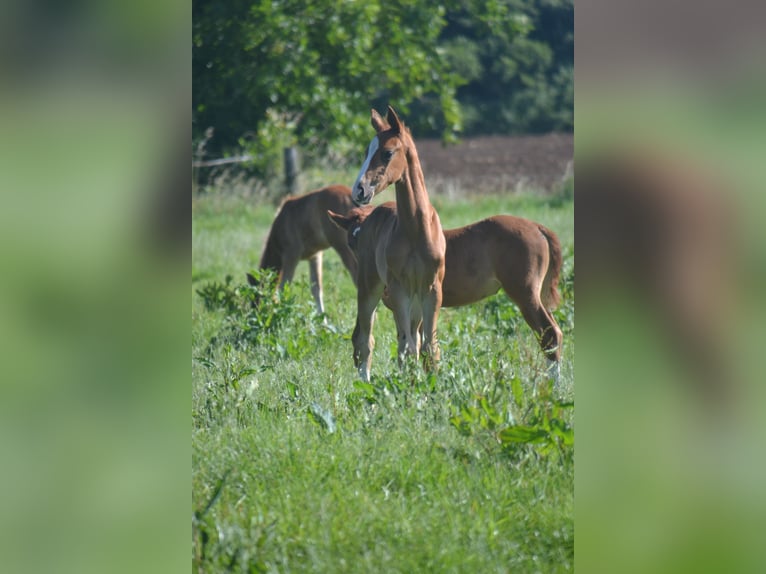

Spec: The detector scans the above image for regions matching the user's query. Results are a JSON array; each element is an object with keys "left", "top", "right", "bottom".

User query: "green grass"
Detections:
[{"left": 192, "top": 187, "right": 574, "bottom": 572}]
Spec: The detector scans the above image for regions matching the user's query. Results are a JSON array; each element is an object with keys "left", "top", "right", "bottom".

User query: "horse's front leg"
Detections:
[
  {"left": 308, "top": 252, "right": 326, "bottom": 321},
  {"left": 394, "top": 316, "right": 422, "bottom": 369},
  {"left": 420, "top": 282, "right": 443, "bottom": 372},
  {"left": 388, "top": 282, "right": 420, "bottom": 366},
  {"left": 353, "top": 287, "right": 382, "bottom": 381},
  {"left": 278, "top": 253, "right": 300, "bottom": 290}
]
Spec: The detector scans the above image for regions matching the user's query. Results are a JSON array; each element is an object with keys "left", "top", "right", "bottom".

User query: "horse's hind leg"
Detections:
[
  {"left": 308, "top": 252, "right": 326, "bottom": 319},
  {"left": 519, "top": 298, "right": 563, "bottom": 384},
  {"left": 500, "top": 260, "right": 562, "bottom": 384}
]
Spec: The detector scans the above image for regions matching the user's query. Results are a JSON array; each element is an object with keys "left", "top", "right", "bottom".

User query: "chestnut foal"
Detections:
[
  {"left": 247, "top": 185, "right": 357, "bottom": 318},
  {"left": 329, "top": 202, "right": 564, "bottom": 383},
  {"left": 346, "top": 106, "right": 446, "bottom": 380}
]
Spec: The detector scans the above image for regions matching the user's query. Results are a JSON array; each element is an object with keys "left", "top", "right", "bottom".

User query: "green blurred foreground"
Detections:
[
  {"left": 575, "top": 74, "right": 766, "bottom": 572},
  {"left": 192, "top": 189, "right": 574, "bottom": 572}
]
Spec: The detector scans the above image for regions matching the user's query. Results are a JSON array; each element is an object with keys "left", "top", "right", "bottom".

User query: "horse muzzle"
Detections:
[{"left": 352, "top": 184, "right": 374, "bottom": 206}]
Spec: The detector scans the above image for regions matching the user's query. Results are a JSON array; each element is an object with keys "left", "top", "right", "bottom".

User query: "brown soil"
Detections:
[{"left": 415, "top": 133, "right": 573, "bottom": 195}]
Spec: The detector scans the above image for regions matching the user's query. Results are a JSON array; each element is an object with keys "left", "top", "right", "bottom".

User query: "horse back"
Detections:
[
  {"left": 440, "top": 216, "right": 554, "bottom": 307},
  {"left": 316, "top": 185, "right": 355, "bottom": 245},
  {"left": 476, "top": 216, "right": 552, "bottom": 277},
  {"left": 274, "top": 185, "right": 353, "bottom": 259}
]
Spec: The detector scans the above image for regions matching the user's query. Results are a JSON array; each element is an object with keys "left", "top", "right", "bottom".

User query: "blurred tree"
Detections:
[
  {"left": 192, "top": 0, "right": 572, "bottom": 175},
  {"left": 442, "top": 0, "right": 573, "bottom": 134},
  {"left": 193, "top": 0, "right": 463, "bottom": 176}
]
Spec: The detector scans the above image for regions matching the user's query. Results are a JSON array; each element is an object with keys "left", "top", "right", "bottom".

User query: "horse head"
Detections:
[{"left": 352, "top": 105, "right": 409, "bottom": 206}]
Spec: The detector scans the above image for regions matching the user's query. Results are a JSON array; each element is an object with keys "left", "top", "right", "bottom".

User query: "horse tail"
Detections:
[{"left": 539, "top": 225, "right": 562, "bottom": 310}]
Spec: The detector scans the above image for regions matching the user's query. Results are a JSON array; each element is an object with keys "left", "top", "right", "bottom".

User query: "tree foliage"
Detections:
[
  {"left": 193, "top": 0, "right": 572, "bottom": 174},
  {"left": 444, "top": 0, "right": 573, "bottom": 135}
]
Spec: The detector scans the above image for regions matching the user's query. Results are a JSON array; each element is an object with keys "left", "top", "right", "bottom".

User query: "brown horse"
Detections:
[
  {"left": 577, "top": 149, "right": 734, "bottom": 404},
  {"left": 246, "top": 184, "right": 357, "bottom": 318},
  {"left": 347, "top": 106, "right": 446, "bottom": 380},
  {"left": 329, "top": 202, "right": 564, "bottom": 382}
]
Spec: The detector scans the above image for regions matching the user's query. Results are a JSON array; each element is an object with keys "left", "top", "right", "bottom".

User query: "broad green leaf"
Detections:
[
  {"left": 511, "top": 377, "right": 524, "bottom": 409},
  {"left": 499, "top": 425, "right": 549, "bottom": 444}
]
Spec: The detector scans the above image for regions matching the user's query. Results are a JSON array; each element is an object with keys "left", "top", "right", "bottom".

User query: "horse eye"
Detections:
[{"left": 382, "top": 149, "right": 394, "bottom": 162}]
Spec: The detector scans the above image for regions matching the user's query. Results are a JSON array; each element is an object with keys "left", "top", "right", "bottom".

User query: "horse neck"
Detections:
[
  {"left": 259, "top": 233, "right": 282, "bottom": 272},
  {"left": 394, "top": 137, "right": 434, "bottom": 239}
]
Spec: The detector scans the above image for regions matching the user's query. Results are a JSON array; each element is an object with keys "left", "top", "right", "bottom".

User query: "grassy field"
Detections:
[{"left": 192, "top": 183, "right": 574, "bottom": 573}]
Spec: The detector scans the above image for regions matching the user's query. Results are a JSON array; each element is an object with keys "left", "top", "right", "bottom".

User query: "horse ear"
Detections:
[
  {"left": 386, "top": 105, "right": 403, "bottom": 134},
  {"left": 370, "top": 108, "right": 389, "bottom": 132},
  {"left": 327, "top": 210, "right": 352, "bottom": 230}
]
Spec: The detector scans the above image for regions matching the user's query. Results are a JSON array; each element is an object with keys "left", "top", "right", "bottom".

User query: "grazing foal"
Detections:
[
  {"left": 329, "top": 202, "right": 564, "bottom": 382},
  {"left": 347, "top": 106, "right": 446, "bottom": 380},
  {"left": 247, "top": 184, "right": 357, "bottom": 317}
]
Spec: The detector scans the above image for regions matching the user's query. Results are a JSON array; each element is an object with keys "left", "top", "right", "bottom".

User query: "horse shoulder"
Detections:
[
  {"left": 269, "top": 200, "right": 292, "bottom": 241},
  {"left": 281, "top": 195, "right": 320, "bottom": 256}
]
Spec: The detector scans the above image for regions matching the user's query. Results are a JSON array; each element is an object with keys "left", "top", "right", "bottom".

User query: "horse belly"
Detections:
[
  {"left": 441, "top": 245, "right": 499, "bottom": 307},
  {"left": 442, "top": 276, "right": 500, "bottom": 308},
  {"left": 299, "top": 228, "right": 330, "bottom": 259}
]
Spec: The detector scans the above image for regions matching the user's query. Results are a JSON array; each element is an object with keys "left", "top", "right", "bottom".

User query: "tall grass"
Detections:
[{"left": 192, "top": 184, "right": 574, "bottom": 572}]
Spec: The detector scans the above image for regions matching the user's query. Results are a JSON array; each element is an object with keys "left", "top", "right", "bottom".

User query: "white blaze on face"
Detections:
[{"left": 353, "top": 135, "right": 379, "bottom": 196}]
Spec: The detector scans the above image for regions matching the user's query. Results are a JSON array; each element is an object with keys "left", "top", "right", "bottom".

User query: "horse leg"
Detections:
[
  {"left": 402, "top": 314, "right": 423, "bottom": 370},
  {"left": 396, "top": 322, "right": 409, "bottom": 369},
  {"left": 499, "top": 260, "right": 562, "bottom": 385},
  {"left": 420, "top": 285, "right": 442, "bottom": 372},
  {"left": 387, "top": 282, "right": 420, "bottom": 367},
  {"left": 353, "top": 287, "right": 382, "bottom": 381},
  {"left": 411, "top": 317, "right": 422, "bottom": 358},
  {"left": 278, "top": 252, "right": 300, "bottom": 291},
  {"left": 518, "top": 297, "right": 563, "bottom": 385},
  {"left": 308, "top": 252, "right": 326, "bottom": 320}
]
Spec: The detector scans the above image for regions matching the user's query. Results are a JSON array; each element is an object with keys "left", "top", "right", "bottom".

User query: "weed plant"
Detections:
[{"left": 192, "top": 186, "right": 574, "bottom": 572}]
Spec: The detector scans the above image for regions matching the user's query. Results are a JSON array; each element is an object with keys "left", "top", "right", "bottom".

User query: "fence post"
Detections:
[{"left": 284, "top": 146, "right": 300, "bottom": 195}]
